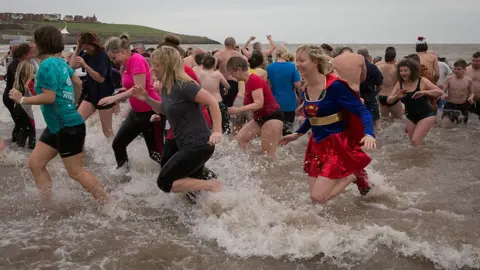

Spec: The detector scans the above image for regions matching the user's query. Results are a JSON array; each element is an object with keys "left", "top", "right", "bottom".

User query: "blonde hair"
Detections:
[
  {"left": 296, "top": 45, "right": 333, "bottom": 75},
  {"left": 275, "top": 45, "right": 290, "bottom": 59},
  {"left": 105, "top": 33, "right": 130, "bottom": 52},
  {"left": 151, "top": 46, "right": 193, "bottom": 95},
  {"left": 14, "top": 61, "right": 35, "bottom": 93}
]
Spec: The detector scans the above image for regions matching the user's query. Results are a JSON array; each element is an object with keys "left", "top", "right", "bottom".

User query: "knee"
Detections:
[
  {"left": 67, "top": 168, "right": 86, "bottom": 181},
  {"left": 156, "top": 173, "right": 172, "bottom": 193},
  {"left": 111, "top": 136, "right": 122, "bottom": 150},
  {"left": 28, "top": 156, "right": 46, "bottom": 172},
  {"left": 310, "top": 192, "right": 329, "bottom": 204}
]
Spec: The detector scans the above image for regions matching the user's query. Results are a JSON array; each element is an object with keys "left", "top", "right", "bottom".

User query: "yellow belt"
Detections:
[{"left": 308, "top": 113, "right": 342, "bottom": 126}]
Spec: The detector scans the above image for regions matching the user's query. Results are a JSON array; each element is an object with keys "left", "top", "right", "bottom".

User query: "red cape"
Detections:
[{"left": 325, "top": 73, "right": 366, "bottom": 144}]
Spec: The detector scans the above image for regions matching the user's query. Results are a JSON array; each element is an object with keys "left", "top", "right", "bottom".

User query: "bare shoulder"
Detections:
[{"left": 465, "top": 75, "right": 473, "bottom": 82}]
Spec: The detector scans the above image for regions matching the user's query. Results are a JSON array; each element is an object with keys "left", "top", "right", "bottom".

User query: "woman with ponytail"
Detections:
[
  {"left": 279, "top": 45, "right": 376, "bottom": 204},
  {"left": 99, "top": 33, "right": 164, "bottom": 175}
]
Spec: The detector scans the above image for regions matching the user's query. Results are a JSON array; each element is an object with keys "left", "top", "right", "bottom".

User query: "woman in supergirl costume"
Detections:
[{"left": 280, "top": 45, "right": 376, "bottom": 204}]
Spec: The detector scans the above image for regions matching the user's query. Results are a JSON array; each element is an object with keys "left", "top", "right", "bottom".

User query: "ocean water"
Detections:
[{"left": 0, "top": 44, "right": 479, "bottom": 270}]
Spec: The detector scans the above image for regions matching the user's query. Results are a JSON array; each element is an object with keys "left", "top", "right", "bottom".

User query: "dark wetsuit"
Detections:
[{"left": 400, "top": 78, "right": 435, "bottom": 124}]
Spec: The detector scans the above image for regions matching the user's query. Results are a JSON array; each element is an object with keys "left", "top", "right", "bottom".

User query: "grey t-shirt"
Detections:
[{"left": 161, "top": 80, "right": 211, "bottom": 148}]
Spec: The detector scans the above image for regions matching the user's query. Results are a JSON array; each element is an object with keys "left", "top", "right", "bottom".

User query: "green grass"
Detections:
[{"left": 36, "top": 21, "right": 169, "bottom": 36}]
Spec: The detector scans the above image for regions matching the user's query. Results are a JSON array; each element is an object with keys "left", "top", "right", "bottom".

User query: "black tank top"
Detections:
[{"left": 400, "top": 77, "right": 433, "bottom": 116}]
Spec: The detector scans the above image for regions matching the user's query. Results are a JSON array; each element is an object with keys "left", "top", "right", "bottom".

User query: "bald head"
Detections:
[
  {"left": 224, "top": 37, "right": 236, "bottom": 48},
  {"left": 192, "top": 48, "right": 206, "bottom": 55},
  {"left": 357, "top": 48, "right": 369, "bottom": 59}
]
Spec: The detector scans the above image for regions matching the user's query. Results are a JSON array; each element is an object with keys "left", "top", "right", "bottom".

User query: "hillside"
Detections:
[{"left": 0, "top": 22, "right": 220, "bottom": 45}]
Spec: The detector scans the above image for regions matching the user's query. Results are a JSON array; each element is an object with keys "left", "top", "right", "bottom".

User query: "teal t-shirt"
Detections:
[{"left": 35, "top": 57, "right": 84, "bottom": 134}]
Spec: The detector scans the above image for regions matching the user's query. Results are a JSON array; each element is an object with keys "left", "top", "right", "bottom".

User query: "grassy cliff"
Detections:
[{"left": 0, "top": 22, "right": 220, "bottom": 45}]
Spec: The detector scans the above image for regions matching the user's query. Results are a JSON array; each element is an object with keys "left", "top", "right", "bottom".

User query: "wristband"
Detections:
[{"left": 20, "top": 97, "right": 25, "bottom": 104}]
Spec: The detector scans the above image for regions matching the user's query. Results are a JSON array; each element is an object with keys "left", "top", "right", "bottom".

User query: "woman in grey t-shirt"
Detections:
[{"left": 132, "top": 46, "right": 223, "bottom": 194}]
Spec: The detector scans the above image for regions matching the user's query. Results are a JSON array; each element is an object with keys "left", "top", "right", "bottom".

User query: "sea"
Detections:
[{"left": 0, "top": 44, "right": 480, "bottom": 270}]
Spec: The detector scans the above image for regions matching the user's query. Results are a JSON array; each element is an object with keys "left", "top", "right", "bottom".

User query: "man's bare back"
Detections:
[
  {"left": 198, "top": 69, "right": 229, "bottom": 102},
  {"left": 377, "top": 63, "right": 398, "bottom": 96},
  {"left": 466, "top": 66, "right": 480, "bottom": 100},
  {"left": 444, "top": 75, "right": 473, "bottom": 104},
  {"left": 214, "top": 49, "right": 246, "bottom": 81},
  {"left": 332, "top": 51, "right": 366, "bottom": 92},
  {"left": 418, "top": 52, "right": 439, "bottom": 82}
]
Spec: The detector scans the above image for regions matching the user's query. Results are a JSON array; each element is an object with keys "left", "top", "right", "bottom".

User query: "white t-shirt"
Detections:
[{"left": 437, "top": 61, "right": 453, "bottom": 85}]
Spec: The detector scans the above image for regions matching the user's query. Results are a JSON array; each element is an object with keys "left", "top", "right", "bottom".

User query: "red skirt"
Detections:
[{"left": 303, "top": 132, "right": 371, "bottom": 179}]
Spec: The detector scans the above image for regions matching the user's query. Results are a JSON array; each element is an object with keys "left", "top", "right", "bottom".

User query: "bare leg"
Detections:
[
  {"left": 310, "top": 175, "right": 355, "bottom": 204},
  {"left": 0, "top": 136, "right": 4, "bottom": 152},
  {"left": 77, "top": 101, "right": 97, "bottom": 121},
  {"left": 27, "top": 141, "right": 58, "bottom": 205},
  {"left": 62, "top": 152, "right": 109, "bottom": 205},
  {"left": 411, "top": 116, "right": 436, "bottom": 147},
  {"left": 171, "top": 178, "right": 222, "bottom": 193},
  {"left": 98, "top": 108, "right": 114, "bottom": 138},
  {"left": 380, "top": 105, "right": 390, "bottom": 118},
  {"left": 235, "top": 120, "right": 261, "bottom": 150},
  {"left": 405, "top": 119, "right": 416, "bottom": 141},
  {"left": 390, "top": 102, "right": 404, "bottom": 119},
  {"left": 260, "top": 119, "right": 283, "bottom": 159}
]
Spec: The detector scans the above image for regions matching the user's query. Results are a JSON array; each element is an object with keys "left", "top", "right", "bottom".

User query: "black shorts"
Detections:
[
  {"left": 39, "top": 124, "right": 86, "bottom": 158},
  {"left": 254, "top": 109, "right": 285, "bottom": 127},
  {"left": 378, "top": 95, "right": 399, "bottom": 107},
  {"left": 442, "top": 102, "right": 470, "bottom": 123},
  {"left": 81, "top": 82, "right": 114, "bottom": 110},
  {"left": 361, "top": 94, "right": 380, "bottom": 121},
  {"left": 82, "top": 94, "right": 114, "bottom": 110}
]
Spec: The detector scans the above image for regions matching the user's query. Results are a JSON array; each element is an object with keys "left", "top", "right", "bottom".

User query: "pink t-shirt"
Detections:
[{"left": 122, "top": 53, "right": 160, "bottom": 112}]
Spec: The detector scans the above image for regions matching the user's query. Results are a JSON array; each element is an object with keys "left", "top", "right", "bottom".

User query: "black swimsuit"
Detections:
[{"left": 400, "top": 78, "right": 435, "bottom": 124}]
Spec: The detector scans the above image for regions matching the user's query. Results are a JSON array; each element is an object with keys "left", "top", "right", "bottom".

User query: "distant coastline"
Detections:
[{"left": 0, "top": 21, "right": 220, "bottom": 45}]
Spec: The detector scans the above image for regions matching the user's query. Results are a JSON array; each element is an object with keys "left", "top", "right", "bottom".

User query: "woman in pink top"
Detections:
[{"left": 99, "top": 34, "right": 164, "bottom": 173}]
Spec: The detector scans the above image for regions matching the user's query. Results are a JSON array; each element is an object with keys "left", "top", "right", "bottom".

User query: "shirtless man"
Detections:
[
  {"left": 197, "top": 55, "right": 230, "bottom": 133},
  {"left": 441, "top": 59, "right": 474, "bottom": 125},
  {"left": 331, "top": 47, "right": 366, "bottom": 92},
  {"left": 416, "top": 37, "right": 440, "bottom": 114},
  {"left": 183, "top": 48, "right": 206, "bottom": 68},
  {"left": 466, "top": 52, "right": 480, "bottom": 119},
  {"left": 375, "top": 47, "right": 396, "bottom": 67},
  {"left": 240, "top": 35, "right": 276, "bottom": 59},
  {"left": 214, "top": 37, "right": 247, "bottom": 107},
  {"left": 377, "top": 48, "right": 403, "bottom": 119}
]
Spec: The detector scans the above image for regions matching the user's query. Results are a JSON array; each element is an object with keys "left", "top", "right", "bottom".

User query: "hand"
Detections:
[
  {"left": 266, "top": 35, "right": 272, "bottom": 40},
  {"left": 279, "top": 133, "right": 301, "bottom": 146},
  {"left": 208, "top": 131, "right": 222, "bottom": 145},
  {"left": 9, "top": 88, "right": 23, "bottom": 103},
  {"left": 360, "top": 135, "right": 376, "bottom": 150},
  {"left": 298, "top": 116, "right": 306, "bottom": 125},
  {"left": 396, "top": 89, "right": 408, "bottom": 99},
  {"left": 76, "top": 36, "right": 82, "bottom": 47},
  {"left": 360, "top": 98, "right": 365, "bottom": 104},
  {"left": 228, "top": 107, "right": 241, "bottom": 115},
  {"left": 0, "top": 74, "right": 4, "bottom": 81},
  {"left": 75, "top": 56, "right": 86, "bottom": 68},
  {"left": 131, "top": 86, "right": 149, "bottom": 101},
  {"left": 412, "top": 90, "right": 427, "bottom": 99},
  {"left": 154, "top": 81, "right": 163, "bottom": 91},
  {"left": 98, "top": 96, "right": 118, "bottom": 106},
  {"left": 468, "top": 97, "right": 474, "bottom": 104},
  {"left": 249, "top": 36, "right": 256, "bottom": 41},
  {"left": 150, "top": 114, "right": 161, "bottom": 122}
]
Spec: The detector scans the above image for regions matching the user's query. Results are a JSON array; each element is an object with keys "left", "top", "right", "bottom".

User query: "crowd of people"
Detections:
[{"left": 1, "top": 26, "right": 480, "bottom": 211}]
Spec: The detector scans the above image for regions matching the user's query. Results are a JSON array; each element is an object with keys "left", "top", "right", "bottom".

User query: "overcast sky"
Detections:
[{"left": 4, "top": 0, "right": 480, "bottom": 44}]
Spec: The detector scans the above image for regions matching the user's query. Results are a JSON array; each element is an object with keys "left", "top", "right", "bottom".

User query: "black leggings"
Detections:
[
  {"left": 12, "top": 105, "right": 36, "bottom": 149},
  {"left": 158, "top": 138, "right": 216, "bottom": 193},
  {"left": 112, "top": 110, "right": 164, "bottom": 168},
  {"left": 3, "top": 89, "right": 18, "bottom": 140}
]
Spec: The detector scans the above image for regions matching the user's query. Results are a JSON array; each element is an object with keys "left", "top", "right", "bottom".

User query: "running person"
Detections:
[
  {"left": 132, "top": 46, "right": 222, "bottom": 193},
  {"left": 12, "top": 60, "right": 36, "bottom": 149},
  {"left": 227, "top": 56, "right": 284, "bottom": 159},
  {"left": 280, "top": 45, "right": 376, "bottom": 203},
  {"left": 9, "top": 25, "right": 109, "bottom": 206},
  {"left": 387, "top": 58, "right": 443, "bottom": 147},
  {"left": 69, "top": 32, "right": 115, "bottom": 138},
  {"left": 99, "top": 34, "right": 164, "bottom": 172}
]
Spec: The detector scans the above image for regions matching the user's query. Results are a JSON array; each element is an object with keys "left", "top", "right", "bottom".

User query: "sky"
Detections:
[{"left": 3, "top": 0, "right": 480, "bottom": 44}]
